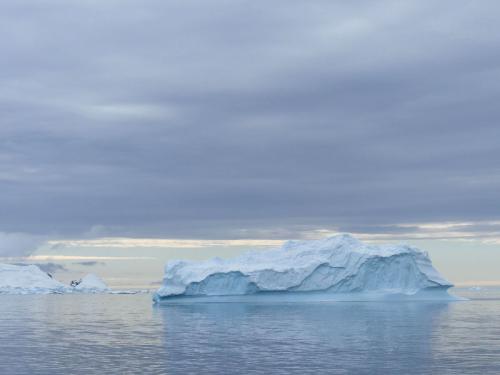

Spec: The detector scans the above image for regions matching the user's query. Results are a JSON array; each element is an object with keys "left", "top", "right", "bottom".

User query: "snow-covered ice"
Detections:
[
  {"left": 74, "top": 274, "right": 109, "bottom": 292},
  {"left": 0, "top": 264, "right": 113, "bottom": 294},
  {"left": 0, "top": 263, "right": 68, "bottom": 294},
  {"left": 154, "top": 234, "right": 455, "bottom": 302}
]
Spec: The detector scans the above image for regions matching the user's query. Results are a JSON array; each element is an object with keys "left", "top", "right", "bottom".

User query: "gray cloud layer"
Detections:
[
  {"left": 1, "top": 1, "right": 499, "bottom": 241},
  {"left": 73, "top": 261, "right": 105, "bottom": 267},
  {"left": 11, "top": 262, "right": 67, "bottom": 274}
]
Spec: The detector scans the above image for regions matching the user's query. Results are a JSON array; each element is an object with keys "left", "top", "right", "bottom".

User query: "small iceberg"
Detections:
[
  {"left": 72, "top": 274, "right": 110, "bottom": 293},
  {"left": 0, "top": 263, "right": 68, "bottom": 294},
  {"left": 154, "top": 234, "right": 456, "bottom": 303},
  {"left": 0, "top": 263, "right": 112, "bottom": 294}
]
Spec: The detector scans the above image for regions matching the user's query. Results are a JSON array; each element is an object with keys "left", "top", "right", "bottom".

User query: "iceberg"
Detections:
[
  {"left": 154, "top": 234, "right": 455, "bottom": 302},
  {"left": 0, "top": 263, "right": 68, "bottom": 294},
  {"left": 0, "top": 264, "right": 112, "bottom": 294},
  {"left": 73, "top": 274, "right": 109, "bottom": 292}
]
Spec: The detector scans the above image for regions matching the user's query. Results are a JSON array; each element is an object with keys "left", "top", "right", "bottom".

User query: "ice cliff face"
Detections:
[
  {"left": 154, "top": 234, "right": 453, "bottom": 301},
  {"left": 0, "top": 264, "right": 68, "bottom": 294}
]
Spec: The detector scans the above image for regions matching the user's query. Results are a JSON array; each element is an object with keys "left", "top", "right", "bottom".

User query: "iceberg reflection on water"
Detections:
[
  {"left": 1, "top": 293, "right": 500, "bottom": 374},
  {"left": 155, "top": 300, "right": 451, "bottom": 374}
]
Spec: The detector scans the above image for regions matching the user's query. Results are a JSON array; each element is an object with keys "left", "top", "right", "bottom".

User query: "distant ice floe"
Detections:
[
  {"left": 154, "top": 234, "right": 457, "bottom": 303},
  {"left": 0, "top": 264, "right": 68, "bottom": 294},
  {"left": 0, "top": 264, "right": 131, "bottom": 294}
]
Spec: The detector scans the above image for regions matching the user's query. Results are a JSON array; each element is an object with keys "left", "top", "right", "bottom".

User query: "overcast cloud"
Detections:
[{"left": 1, "top": 1, "right": 500, "bottom": 249}]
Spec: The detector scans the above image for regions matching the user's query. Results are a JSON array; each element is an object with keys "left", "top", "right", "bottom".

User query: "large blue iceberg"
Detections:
[{"left": 153, "top": 234, "right": 455, "bottom": 302}]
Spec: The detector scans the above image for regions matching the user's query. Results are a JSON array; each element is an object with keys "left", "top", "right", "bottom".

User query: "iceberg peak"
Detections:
[{"left": 282, "top": 233, "right": 361, "bottom": 251}]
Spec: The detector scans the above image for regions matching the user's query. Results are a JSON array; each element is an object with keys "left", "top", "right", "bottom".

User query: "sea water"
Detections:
[{"left": 0, "top": 289, "right": 499, "bottom": 374}]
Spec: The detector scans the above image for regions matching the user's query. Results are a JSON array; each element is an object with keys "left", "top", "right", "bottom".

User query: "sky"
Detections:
[{"left": 1, "top": 1, "right": 499, "bottom": 285}]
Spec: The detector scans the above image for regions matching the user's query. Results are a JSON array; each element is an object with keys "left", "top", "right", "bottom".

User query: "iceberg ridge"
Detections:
[{"left": 154, "top": 234, "right": 454, "bottom": 302}]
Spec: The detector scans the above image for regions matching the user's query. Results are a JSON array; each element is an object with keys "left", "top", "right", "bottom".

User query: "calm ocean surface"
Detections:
[{"left": 0, "top": 289, "right": 499, "bottom": 374}]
